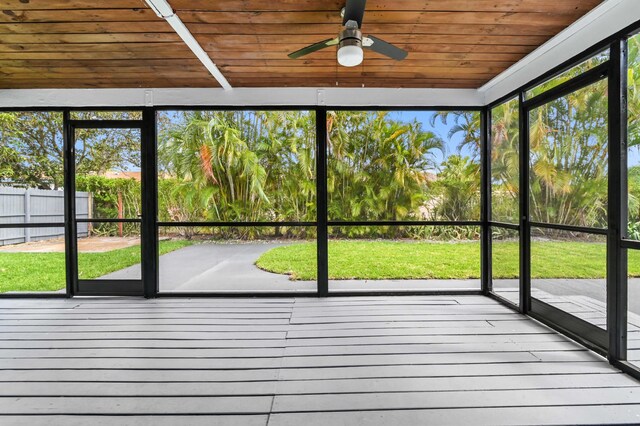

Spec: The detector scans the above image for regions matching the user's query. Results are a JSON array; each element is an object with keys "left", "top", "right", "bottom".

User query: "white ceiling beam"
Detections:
[{"left": 144, "top": 0, "right": 232, "bottom": 90}]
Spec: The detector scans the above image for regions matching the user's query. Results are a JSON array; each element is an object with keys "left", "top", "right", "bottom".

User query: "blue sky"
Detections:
[
  {"left": 388, "top": 110, "right": 477, "bottom": 168},
  {"left": 630, "top": 147, "right": 640, "bottom": 168}
]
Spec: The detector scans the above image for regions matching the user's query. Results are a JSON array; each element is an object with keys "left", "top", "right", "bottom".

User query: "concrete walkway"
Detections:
[
  {"left": 161, "top": 243, "right": 481, "bottom": 293},
  {"left": 159, "top": 243, "right": 314, "bottom": 292},
  {"left": 493, "top": 279, "right": 611, "bottom": 305}
]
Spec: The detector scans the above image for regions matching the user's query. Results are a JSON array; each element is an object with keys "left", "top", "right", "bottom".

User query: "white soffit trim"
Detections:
[
  {"left": 479, "top": 0, "right": 640, "bottom": 105},
  {"left": 0, "top": 88, "right": 482, "bottom": 108}
]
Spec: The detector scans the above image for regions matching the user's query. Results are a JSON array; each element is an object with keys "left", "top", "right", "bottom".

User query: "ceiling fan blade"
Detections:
[
  {"left": 363, "top": 35, "right": 408, "bottom": 61},
  {"left": 343, "top": 0, "right": 367, "bottom": 28},
  {"left": 288, "top": 38, "right": 339, "bottom": 59}
]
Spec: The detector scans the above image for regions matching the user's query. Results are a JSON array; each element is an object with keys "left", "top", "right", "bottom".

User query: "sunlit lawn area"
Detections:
[
  {"left": 256, "top": 240, "right": 640, "bottom": 281},
  {"left": 0, "top": 240, "right": 192, "bottom": 293}
]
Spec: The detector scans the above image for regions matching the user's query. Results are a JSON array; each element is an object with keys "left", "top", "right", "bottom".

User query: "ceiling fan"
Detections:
[{"left": 288, "top": 0, "right": 408, "bottom": 67}]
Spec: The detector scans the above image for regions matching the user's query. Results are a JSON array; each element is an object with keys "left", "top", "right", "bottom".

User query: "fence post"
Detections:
[
  {"left": 117, "top": 190, "right": 123, "bottom": 237},
  {"left": 24, "top": 189, "right": 31, "bottom": 242},
  {"left": 88, "top": 192, "right": 93, "bottom": 236}
]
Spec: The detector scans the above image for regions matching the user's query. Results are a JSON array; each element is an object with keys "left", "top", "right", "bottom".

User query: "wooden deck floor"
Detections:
[{"left": 1, "top": 295, "right": 640, "bottom": 425}]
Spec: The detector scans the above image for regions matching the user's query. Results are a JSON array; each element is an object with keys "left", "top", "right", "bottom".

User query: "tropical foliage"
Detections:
[
  {"left": 490, "top": 36, "right": 639, "bottom": 233},
  {"left": 431, "top": 155, "right": 481, "bottom": 221},
  {"left": 0, "top": 111, "right": 139, "bottom": 190},
  {"left": 157, "top": 110, "right": 315, "bottom": 238},
  {"left": 75, "top": 175, "right": 141, "bottom": 236},
  {"left": 156, "top": 109, "right": 481, "bottom": 239},
  {"left": 491, "top": 50, "right": 620, "bottom": 231},
  {"left": 525, "top": 51, "right": 610, "bottom": 99},
  {"left": 529, "top": 79, "right": 608, "bottom": 228},
  {"left": 326, "top": 110, "right": 442, "bottom": 223},
  {"left": 628, "top": 33, "right": 640, "bottom": 233},
  {"left": 490, "top": 98, "right": 520, "bottom": 224}
]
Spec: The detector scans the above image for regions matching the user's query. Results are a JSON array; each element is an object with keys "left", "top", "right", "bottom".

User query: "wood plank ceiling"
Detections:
[{"left": 0, "top": 0, "right": 603, "bottom": 89}]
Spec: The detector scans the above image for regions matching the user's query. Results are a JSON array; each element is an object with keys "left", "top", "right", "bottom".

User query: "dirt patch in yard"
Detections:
[{"left": 0, "top": 236, "right": 141, "bottom": 253}]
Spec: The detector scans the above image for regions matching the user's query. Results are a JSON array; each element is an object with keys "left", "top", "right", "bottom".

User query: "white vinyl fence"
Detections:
[{"left": 0, "top": 187, "right": 89, "bottom": 246}]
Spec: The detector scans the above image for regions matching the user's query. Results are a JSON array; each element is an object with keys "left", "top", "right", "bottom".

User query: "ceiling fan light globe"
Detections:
[{"left": 337, "top": 45, "right": 363, "bottom": 67}]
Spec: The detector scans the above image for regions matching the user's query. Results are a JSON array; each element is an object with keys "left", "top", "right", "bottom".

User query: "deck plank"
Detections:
[
  {"left": 277, "top": 362, "right": 620, "bottom": 380},
  {"left": 271, "top": 388, "right": 640, "bottom": 412},
  {"left": 1, "top": 373, "right": 635, "bottom": 397},
  {"left": 0, "top": 396, "right": 274, "bottom": 414},
  {"left": 0, "top": 416, "right": 269, "bottom": 426},
  {"left": 267, "top": 406, "right": 640, "bottom": 426}
]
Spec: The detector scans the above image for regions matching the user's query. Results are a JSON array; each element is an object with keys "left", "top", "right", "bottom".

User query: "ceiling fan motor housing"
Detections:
[{"left": 339, "top": 27, "right": 362, "bottom": 49}]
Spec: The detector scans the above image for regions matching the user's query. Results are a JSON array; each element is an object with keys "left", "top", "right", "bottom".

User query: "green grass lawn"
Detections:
[
  {"left": 5, "top": 238, "right": 639, "bottom": 292},
  {"left": 0, "top": 240, "right": 192, "bottom": 293},
  {"left": 256, "top": 240, "right": 640, "bottom": 281}
]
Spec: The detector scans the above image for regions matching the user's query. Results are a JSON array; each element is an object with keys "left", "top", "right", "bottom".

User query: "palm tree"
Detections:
[
  {"left": 627, "top": 34, "right": 640, "bottom": 232},
  {"left": 431, "top": 111, "right": 482, "bottom": 160},
  {"left": 630, "top": 34, "right": 640, "bottom": 150},
  {"left": 490, "top": 98, "right": 520, "bottom": 223},
  {"left": 431, "top": 155, "right": 481, "bottom": 221},
  {"left": 253, "top": 111, "right": 316, "bottom": 224},
  {"left": 326, "top": 111, "right": 443, "bottom": 236},
  {"left": 528, "top": 78, "right": 608, "bottom": 228},
  {"left": 159, "top": 111, "right": 268, "bottom": 224},
  {"left": 158, "top": 110, "right": 317, "bottom": 238},
  {"left": 440, "top": 88, "right": 609, "bottom": 229}
]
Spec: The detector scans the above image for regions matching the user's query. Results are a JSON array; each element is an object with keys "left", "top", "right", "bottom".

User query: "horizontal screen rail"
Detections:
[
  {"left": 529, "top": 221, "right": 608, "bottom": 235},
  {"left": 75, "top": 218, "right": 142, "bottom": 223},
  {"left": 0, "top": 222, "right": 65, "bottom": 228},
  {"left": 327, "top": 220, "right": 481, "bottom": 227},
  {"left": 69, "top": 120, "right": 143, "bottom": 129},
  {"left": 489, "top": 221, "right": 520, "bottom": 230},
  {"left": 156, "top": 220, "right": 481, "bottom": 228},
  {"left": 621, "top": 239, "right": 640, "bottom": 249},
  {"left": 157, "top": 221, "right": 317, "bottom": 227},
  {"left": 77, "top": 279, "right": 143, "bottom": 296},
  {"left": 522, "top": 62, "right": 610, "bottom": 111},
  {"left": 157, "top": 290, "right": 484, "bottom": 297}
]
